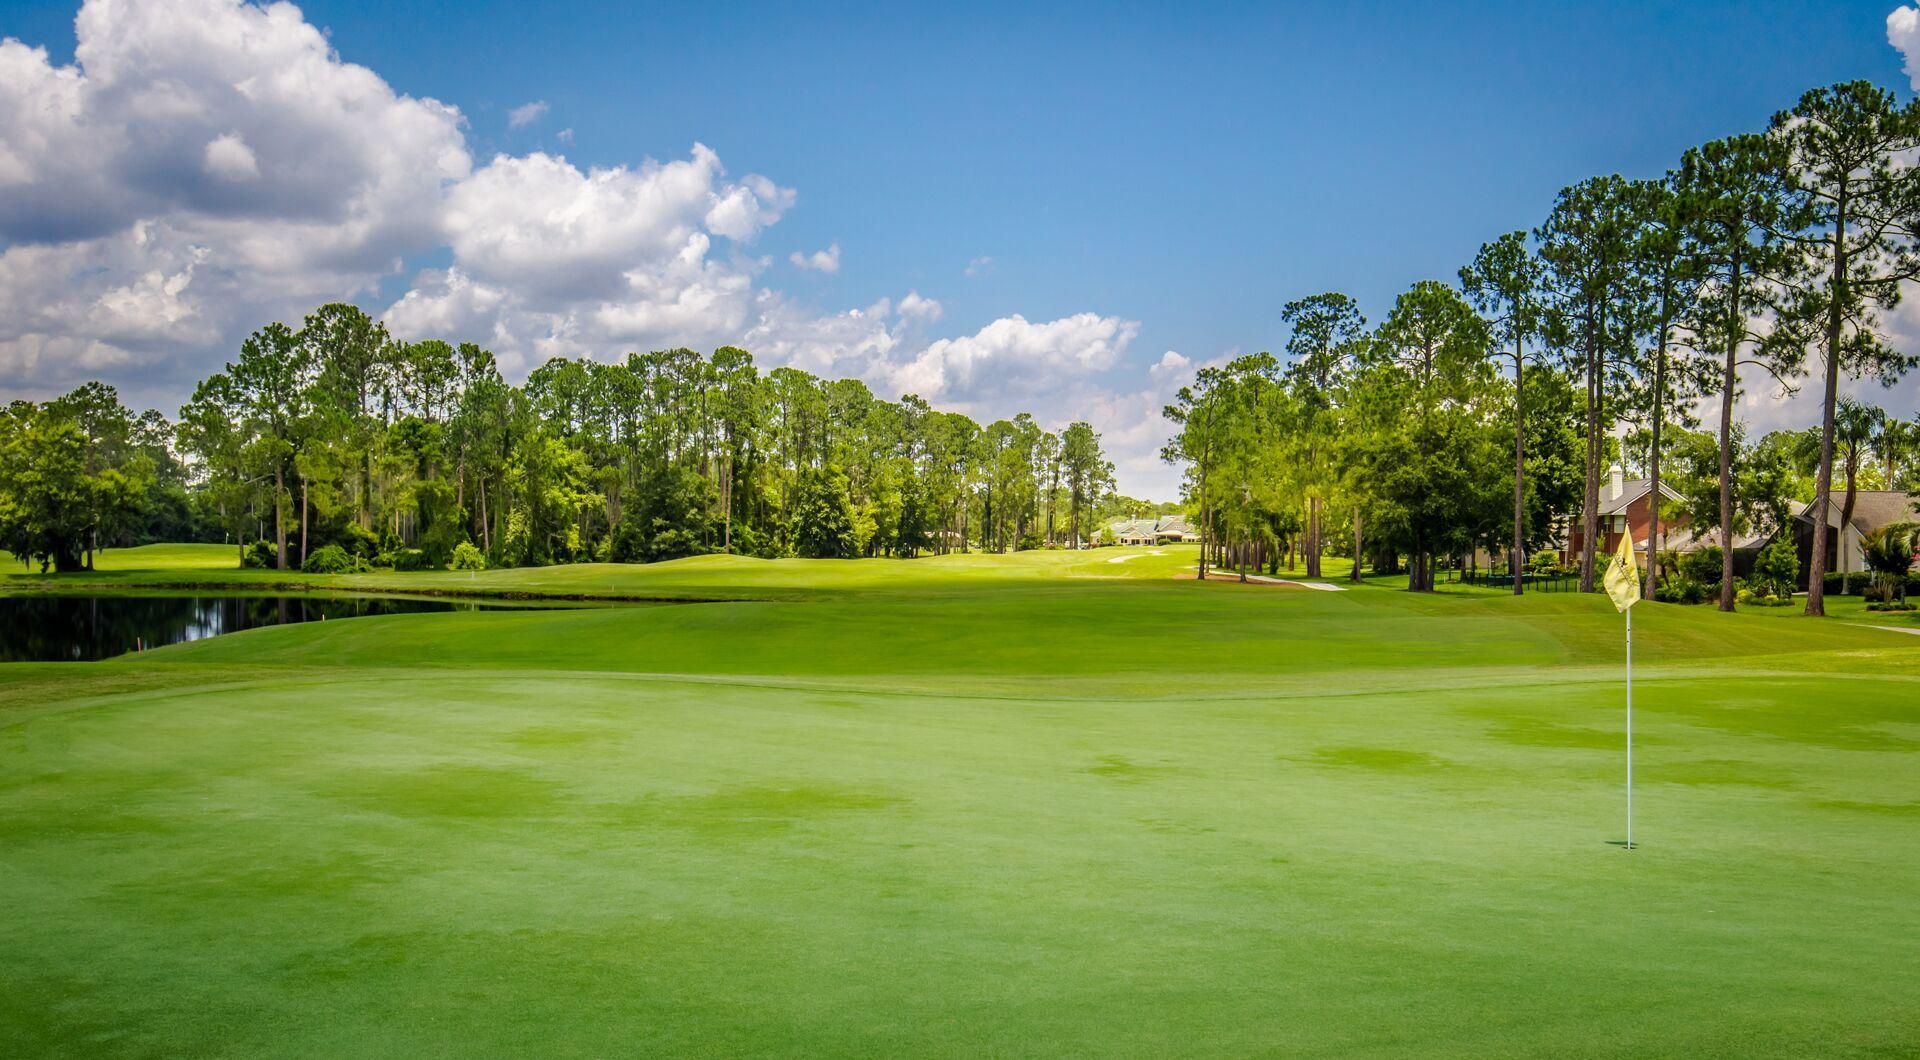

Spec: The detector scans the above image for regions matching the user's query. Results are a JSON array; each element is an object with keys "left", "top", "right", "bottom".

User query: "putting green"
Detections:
[{"left": 4, "top": 546, "right": 1918, "bottom": 1056}]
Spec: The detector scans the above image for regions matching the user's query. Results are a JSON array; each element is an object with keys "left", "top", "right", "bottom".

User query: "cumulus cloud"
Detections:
[
  {"left": 507, "top": 100, "right": 549, "bottom": 128},
  {"left": 1892, "top": 7, "right": 1920, "bottom": 90},
  {"left": 203, "top": 132, "right": 259, "bottom": 181},
  {"left": 0, "top": 0, "right": 1178, "bottom": 496},
  {"left": 1148, "top": 350, "right": 1191, "bottom": 382},
  {"left": 789, "top": 243, "right": 840, "bottom": 273},
  {"left": 896, "top": 291, "right": 942, "bottom": 321},
  {"left": 0, "top": 0, "right": 471, "bottom": 398},
  {"left": 889, "top": 312, "right": 1138, "bottom": 403}
]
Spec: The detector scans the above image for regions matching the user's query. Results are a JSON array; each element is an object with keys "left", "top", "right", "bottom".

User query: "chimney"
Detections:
[{"left": 1609, "top": 463, "right": 1625, "bottom": 502}]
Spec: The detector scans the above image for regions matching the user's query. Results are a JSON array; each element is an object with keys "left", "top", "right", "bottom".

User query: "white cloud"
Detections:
[
  {"left": 203, "top": 132, "right": 258, "bottom": 181},
  {"left": 0, "top": 0, "right": 1186, "bottom": 499},
  {"left": 556, "top": 127, "right": 573, "bottom": 143},
  {"left": 0, "top": 0, "right": 471, "bottom": 399},
  {"left": 896, "top": 291, "right": 942, "bottom": 321},
  {"left": 788, "top": 243, "right": 840, "bottom": 273},
  {"left": 889, "top": 312, "right": 1137, "bottom": 403},
  {"left": 507, "top": 100, "right": 548, "bottom": 128},
  {"left": 1148, "top": 350, "right": 1190, "bottom": 382},
  {"left": 381, "top": 144, "right": 793, "bottom": 369},
  {"left": 1891, "top": 7, "right": 1920, "bottom": 90},
  {"left": 703, "top": 173, "right": 795, "bottom": 241}
]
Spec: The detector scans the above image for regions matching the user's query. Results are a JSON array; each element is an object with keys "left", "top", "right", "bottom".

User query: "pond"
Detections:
[{"left": 0, "top": 593, "right": 584, "bottom": 662}]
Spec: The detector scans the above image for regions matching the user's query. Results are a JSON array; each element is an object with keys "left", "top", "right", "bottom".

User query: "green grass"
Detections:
[{"left": 4, "top": 545, "right": 1919, "bottom": 1056}]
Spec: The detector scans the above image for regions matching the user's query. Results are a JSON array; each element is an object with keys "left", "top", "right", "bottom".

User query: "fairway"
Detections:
[{"left": 3, "top": 547, "right": 1918, "bottom": 1056}]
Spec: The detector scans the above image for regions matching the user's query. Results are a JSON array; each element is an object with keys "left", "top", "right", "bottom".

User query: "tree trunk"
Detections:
[
  {"left": 1350, "top": 508, "right": 1364, "bottom": 583},
  {"left": 1305, "top": 496, "right": 1322, "bottom": 577},
  {"left": 300, "top": 478, "right": 309, "bottom": 568},
  {"left": 1644, "top": 329, "right": 1667, "bottom": 600},
  {"left": 1578, "top": 319, "right": 1601, "bottom": 594},
  {"left": 1840, "top": 458, "right": 1860, "bottom": 595},
  {"left": 274, "top": 463, "right": 288, "bottom": 570},
  {"left": 1806, "top": 192, "right": 1847, "bottom": 618},
  {"left": 1718, "top": 263, "right": 1741, "bottom": 612},
  {"left": 1512, "top": 341, "right": 1526, "bottom": 596}
]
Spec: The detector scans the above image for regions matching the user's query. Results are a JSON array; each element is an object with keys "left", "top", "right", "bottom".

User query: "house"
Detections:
[
  {"left": 1156, "top": 516, "right": 1200, "bottom": 542},
  {"left": 1785, "top": 491, "right": 1919, "bottom": 589},
  {"left": 1105, "top": 516, "right": 1200, "bottom": 546},
  {"left": 1564, "top": 464, "right": 1689, "bottom": 562}
]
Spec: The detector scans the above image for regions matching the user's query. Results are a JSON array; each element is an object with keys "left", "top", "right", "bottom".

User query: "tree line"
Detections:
[
  {"left": 1162, "top": 80, "right": 1920, "bottom": 616},
  {"left": 2, "top": 303, "right": 1117, "bottom": 573}
]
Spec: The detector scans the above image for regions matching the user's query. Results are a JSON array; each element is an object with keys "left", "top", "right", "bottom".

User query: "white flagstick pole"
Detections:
[{"left": 1625, "top": 605, "right": 1633, "bottom": 851}]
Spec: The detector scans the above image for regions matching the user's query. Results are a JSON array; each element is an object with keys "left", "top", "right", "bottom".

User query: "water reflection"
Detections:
[{"left": 0, "top": 594, "right": 562, "bottom": 662}]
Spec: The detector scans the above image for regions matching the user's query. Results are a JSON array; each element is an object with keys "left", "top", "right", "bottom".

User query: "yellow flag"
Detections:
[{"left": 1604, "top": 529, "right": 1641, "bottom": 612}]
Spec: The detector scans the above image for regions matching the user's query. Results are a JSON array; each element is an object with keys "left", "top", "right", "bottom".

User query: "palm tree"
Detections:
[
  {"left": 1873, "top": 415, "right": 1918, "bottom": 491},
  {"left": 1860, "top": 522, "right": 1916, "bottom": 605},
  {"left": 1834, "top": 399, "right": 1883, "bottom": 594}
]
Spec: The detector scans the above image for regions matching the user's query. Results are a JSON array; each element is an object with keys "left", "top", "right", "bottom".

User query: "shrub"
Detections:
[
  {"left": 241, "top": 540, "right": 277, "bottom": 569},
  {"left": 1749, "top": 539, "right": 1798, "bottom": 599},
  {"left": 448, "top": 541, "right": 486, "bottom": 571},
  {"left": 1866, "top": 600, "right": 1917, "bottom": 612},
  {"left": 1736, "top": 586, "right": 1794, "bottom": 608},
  {"left": 337, "top": 522, "right": 380, "bottom": 558},
  {"left": 301, "top": 544, "right": 369, "bottom": 574},
  {"left": 1821, "top": 573, "right": 1864, "bottom": 597},
  {"left": 390, "top": 547, "right": 428, "bottom": 572},
  {"left": 1676, "top": 546, "right": 1723, "bottom": 586},
  {"left": 1861, "top": 523, "right": 1917, "bottom": 603},
  {"left": 1653, "top": 575, "right": 1709, "bottom": 605}
]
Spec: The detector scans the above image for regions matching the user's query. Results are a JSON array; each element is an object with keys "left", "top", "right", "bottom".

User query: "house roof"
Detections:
[
  {"left": 1794, "top": 491, "right": 1919, "bottom": 533},
  {"left": 1107, "top": 516, "right": 1194, "bottom": 538},
  {"left": 1659, "top": 526, "right": 1770, "bottom": 553},
  {"left": 1596, "top": 478, "right": 1685, "bottom": 516}
]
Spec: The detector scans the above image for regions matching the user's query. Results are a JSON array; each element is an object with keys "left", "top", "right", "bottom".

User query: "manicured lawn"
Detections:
[{"left": 3, "top": 546, "right": 1917, "bottom": 1055}]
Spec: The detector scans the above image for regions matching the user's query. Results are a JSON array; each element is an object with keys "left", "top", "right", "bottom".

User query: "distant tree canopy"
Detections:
[
  {"left": 1161, "top": 78, "right": 1920, "bottom": 610},
  {"left": 3, "top": 305, "right": 1113, "bottom": 573},
  {"left": 17, "top": 76, "right": 1920, "bottom": 615}
]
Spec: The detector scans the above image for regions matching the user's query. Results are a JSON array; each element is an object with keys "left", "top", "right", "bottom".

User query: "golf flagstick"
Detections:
[{"left": 1602, "top": 532, "right": 1641, "bottom": 850}]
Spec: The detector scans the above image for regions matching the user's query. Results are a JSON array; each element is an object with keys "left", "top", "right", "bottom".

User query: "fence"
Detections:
[{"left": 1451, "top": 568, "right": 1581, "bottom": 593}]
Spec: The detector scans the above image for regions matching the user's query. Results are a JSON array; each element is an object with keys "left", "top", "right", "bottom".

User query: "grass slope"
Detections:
[{"left": 4, "top": 545, "right": 1918, "bottom": 1056}]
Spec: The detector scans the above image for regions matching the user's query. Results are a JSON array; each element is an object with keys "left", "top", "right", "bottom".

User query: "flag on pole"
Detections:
[
  {"left": 1602, "top": 531, "right": 1639, "bottom": 849},
  {"left": 1604, "top": 531, "right": 1640, "bottom": 613}
]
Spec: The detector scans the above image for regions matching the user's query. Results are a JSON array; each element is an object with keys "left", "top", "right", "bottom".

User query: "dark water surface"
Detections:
[{"left": 1, "top": 594, "right": 577, "bottom": 662}]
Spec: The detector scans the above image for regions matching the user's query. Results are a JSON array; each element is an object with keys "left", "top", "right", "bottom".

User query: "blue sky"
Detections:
[{"left": 1, "top": 0, "right": 1915, "bottom": 496}]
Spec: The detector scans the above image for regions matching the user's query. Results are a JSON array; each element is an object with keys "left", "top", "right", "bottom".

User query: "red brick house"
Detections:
[{"left": 1564, "top": 464, "right": 1689, "bottom": 562}]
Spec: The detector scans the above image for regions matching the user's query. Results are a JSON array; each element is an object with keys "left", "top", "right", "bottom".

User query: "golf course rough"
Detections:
[{"left": 3, "top": 543, "right": 1918, "bottom": 1056}]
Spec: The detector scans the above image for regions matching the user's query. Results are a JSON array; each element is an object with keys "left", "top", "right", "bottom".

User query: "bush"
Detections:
[
  {"left": 448, "top": 541, "right": 486, "bottom": 571},
  {"left": 390, "top": 547, "right": 428, "bottom": 572},
  {"left": 1821, "top": 572, "right": 1864, "bottom": 597},
  {"left": 1866, "top": 600, "right": 1917, "bottom": 612},
  {"left": 301, "top": 544, "right": 369, "bottom": 574},
  {"left": 1736, "top": 586, "right": 1795, "bottom": 608},
  {"left": 337, "top": 522, "right": 380, "bottom": 558},
  {"left": 241, "top": 540, "right": 277, "bottom": 569},
  {"left": 1653, "top": 575, "right": 1709, "bottom": 605},
  {"left": 1749, "top": 539, "right": 1798, "bottom": 599},
  {"left": 1676, "top": 546, "right": 1723, "bottom": 586}
]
